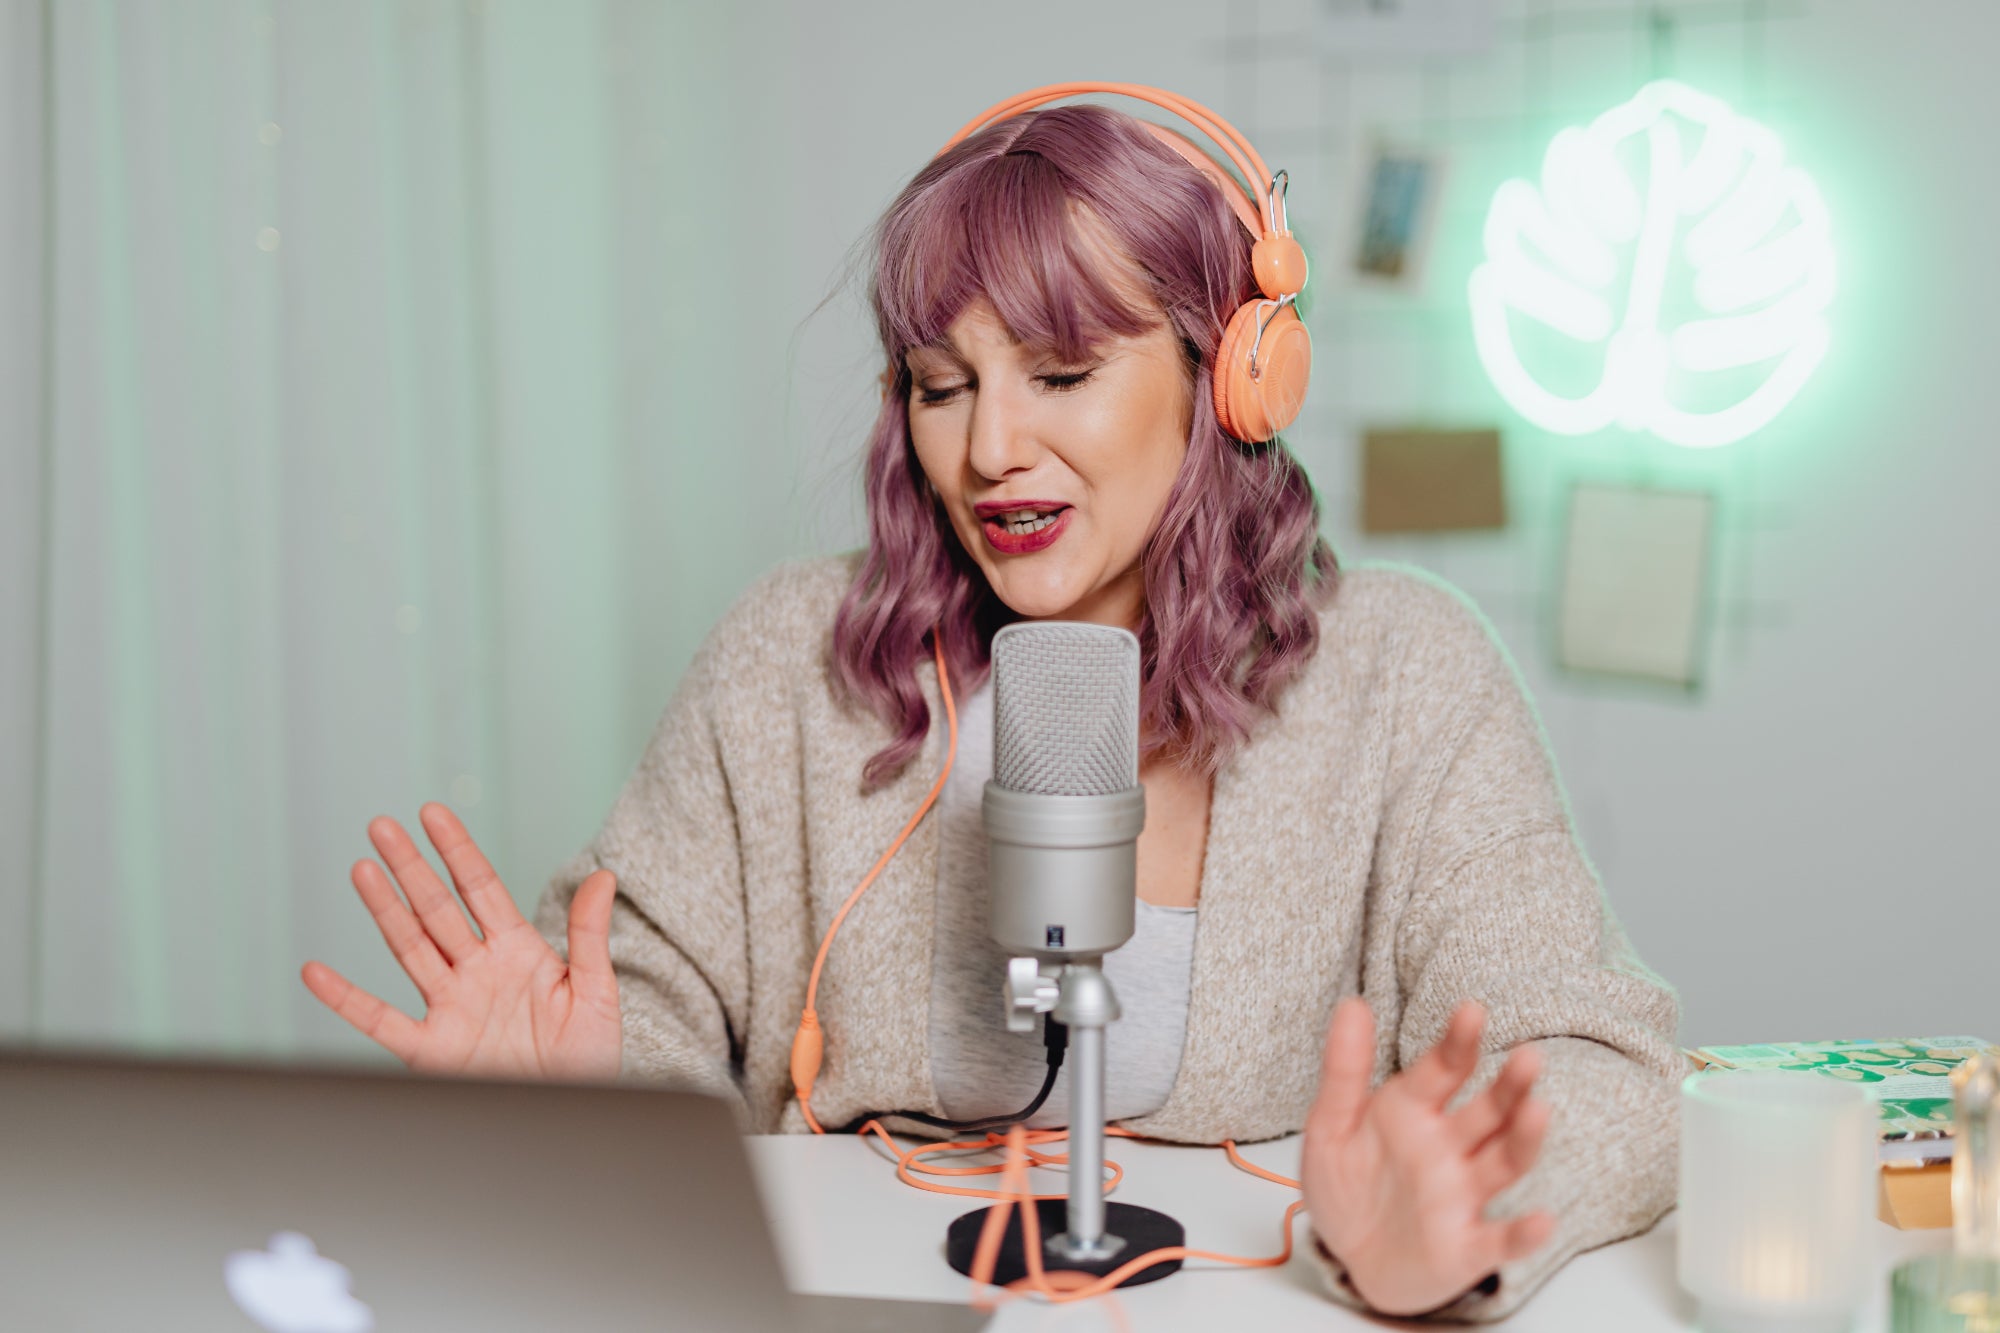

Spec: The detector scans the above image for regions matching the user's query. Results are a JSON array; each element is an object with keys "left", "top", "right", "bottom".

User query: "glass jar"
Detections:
[
  {"left": 1679, "top": 1070, "right": 1877, "bottom": 1333},
  {"left": 1891, "top": 1255, "right": 2000, "bottom": 1333},
  {"left": 1957, "top": 1052, "right": 2000, "bottom": 1261}
]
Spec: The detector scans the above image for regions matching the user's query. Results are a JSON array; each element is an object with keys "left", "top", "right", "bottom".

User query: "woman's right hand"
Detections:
[{"left": 301, "top": 802, "right": 623, "bottom": 1082}]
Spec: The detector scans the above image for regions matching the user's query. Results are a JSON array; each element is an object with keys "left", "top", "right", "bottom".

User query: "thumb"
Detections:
[
  {"left": 1312, "top": 996, "right": 1377, "bottom": 1141},
  {"left": 566, "top": 869, "right": 621, "bottom": 1014}
]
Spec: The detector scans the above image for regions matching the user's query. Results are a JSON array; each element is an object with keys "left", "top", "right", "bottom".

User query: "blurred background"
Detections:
[{"left": 0, "top": 0, "right": 1992, "bottom": 1065}]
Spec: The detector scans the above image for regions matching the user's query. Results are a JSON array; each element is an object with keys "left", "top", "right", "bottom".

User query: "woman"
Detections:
[{"left": 301, "top": 93, "right": 1681, "bottom": 1321}]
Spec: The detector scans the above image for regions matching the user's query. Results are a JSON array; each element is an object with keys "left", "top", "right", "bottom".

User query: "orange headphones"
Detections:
[
  {"left": 794, "top": 85, "right": 1309, "bottom": 1135},
  {"left": 941, "top": 82, "right": 1313, "bottom": 444}
]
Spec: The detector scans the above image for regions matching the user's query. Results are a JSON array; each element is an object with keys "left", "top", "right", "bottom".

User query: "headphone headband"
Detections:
[{"left": 939, "top": 82, "right": 1287, "bottom": 240}]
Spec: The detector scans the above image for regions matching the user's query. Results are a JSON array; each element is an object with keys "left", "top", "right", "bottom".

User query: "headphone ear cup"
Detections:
[{"left": 1212, "top": 301, "right": 1312, "bottom": 444}]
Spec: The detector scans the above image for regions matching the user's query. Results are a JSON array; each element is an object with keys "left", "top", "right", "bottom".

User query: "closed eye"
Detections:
[
  {"left": 1037, "top": 369, "right": 1096, "bottom": 392},
  {"left": 912, "top": 366, "right": 1098, "bottom": 407}
]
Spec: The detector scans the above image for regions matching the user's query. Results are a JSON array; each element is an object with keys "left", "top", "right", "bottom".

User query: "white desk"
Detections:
[{"left": 748, "top": 1134, "right": 1952, "bottom": 1331}]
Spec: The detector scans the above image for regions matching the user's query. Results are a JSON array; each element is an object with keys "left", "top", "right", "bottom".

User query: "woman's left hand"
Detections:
[{"left": 1300, "top": 997, "right": 1557, "bottom": 1317}]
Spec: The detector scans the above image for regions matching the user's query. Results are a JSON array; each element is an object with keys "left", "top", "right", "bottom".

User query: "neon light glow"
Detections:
[{"left": 1468, "top": 80, "right": 1834, "bottom": 449}]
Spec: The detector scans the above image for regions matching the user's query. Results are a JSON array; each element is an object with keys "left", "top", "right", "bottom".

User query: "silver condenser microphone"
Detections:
[
  {"left": 951, "top": 620, "right": 1183, "bottom": 1283},
  {"left": 984, "top": 621, "right": 1146, "bottom": 963}
]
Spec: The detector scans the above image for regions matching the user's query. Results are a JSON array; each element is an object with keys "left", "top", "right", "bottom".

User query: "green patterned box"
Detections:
[{"left": 1686, "top": 1037, "right": 1997, "bottom": 1160}]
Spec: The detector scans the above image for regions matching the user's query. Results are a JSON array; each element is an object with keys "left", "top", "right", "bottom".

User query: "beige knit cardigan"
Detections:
[{"left": 533, "top": 554, "right": 1683, "bottom": 1321}]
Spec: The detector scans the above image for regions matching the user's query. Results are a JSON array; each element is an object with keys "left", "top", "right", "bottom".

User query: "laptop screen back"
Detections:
[{"left": 0, "top": 1049, "right": 801, "bottom": 1332}]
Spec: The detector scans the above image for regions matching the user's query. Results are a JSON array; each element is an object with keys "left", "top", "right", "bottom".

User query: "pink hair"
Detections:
[{"left": 832, "top": 103, "right": 1337, "bottom": 788}]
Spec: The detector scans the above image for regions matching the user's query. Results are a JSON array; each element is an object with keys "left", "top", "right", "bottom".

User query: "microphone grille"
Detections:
[{"left": 990, "top": 622, "right": 1141, "bottom": 796}]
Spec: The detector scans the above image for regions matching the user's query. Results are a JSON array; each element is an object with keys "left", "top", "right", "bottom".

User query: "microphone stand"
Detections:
[
  {"left": 942, "top": 954, "right": 1187, "bottom": 1288},
  {"left": 1049, "top": 960, "right": 1122, "bottom": 1261}
]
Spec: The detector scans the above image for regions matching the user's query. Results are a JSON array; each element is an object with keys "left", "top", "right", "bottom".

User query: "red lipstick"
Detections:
[{"left": 975, "top": 500, "right": 1072, "bottom": 555}]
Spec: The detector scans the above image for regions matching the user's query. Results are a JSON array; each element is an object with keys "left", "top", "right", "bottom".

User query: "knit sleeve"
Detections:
[
  {"left": 1307, "top": 602, "right": 1683, "bottom": 1321},
  {"left": 533, "top": 630, "right": 752, "bottom": 1121}
]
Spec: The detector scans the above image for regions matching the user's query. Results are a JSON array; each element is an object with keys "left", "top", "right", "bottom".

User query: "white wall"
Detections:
[{"left": 754, "top": 0, "right": 2000, "bottom": 1045}]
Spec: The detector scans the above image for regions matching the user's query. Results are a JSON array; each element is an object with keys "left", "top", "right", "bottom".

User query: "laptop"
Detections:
[{"left": 0, "top": 1048, "right": 989, "bottom": 1332}]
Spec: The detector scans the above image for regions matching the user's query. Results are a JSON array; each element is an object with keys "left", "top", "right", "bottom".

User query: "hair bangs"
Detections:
[{"left": 877, "top": 146, "right": 1157, "bottom": 373}]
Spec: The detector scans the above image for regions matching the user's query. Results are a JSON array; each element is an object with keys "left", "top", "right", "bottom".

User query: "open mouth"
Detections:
[{"left": 974, "top": 501, "right": 1073, "bottom": 554}]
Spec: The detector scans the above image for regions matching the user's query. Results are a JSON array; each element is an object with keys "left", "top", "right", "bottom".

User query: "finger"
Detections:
[
  {"left": 350, "top": 858, "right": 451, "bottom": 1000},
  {"left": 1397, "top": 1000, "right": 1487, "bottom": 1112},
  {"left": 1469, "top": 1095, "right": 1551, "bottom": 1200},
  {"left": 1468, "top": 1209, "right": 1558, "bottom": 1277},
  {"left": 368, "top": 815, "right": 480, "bottom": 964},
  {"left": 1497, "top": 1210, "right": 1557, "bottom": 1265},
  {"left": 1449, "top": 1043, "right": 1543, "bottom": 1152},
  {"left": 565, "top": 870, "right": 621, "bottom": 1015},
  {"left": 418, "top": 802, "right": 528, "bottom": 941},
  {"left": 300, "top": 960, "right": 423, "bottom": 1064},
  {"left": 1310, "top": 997, "right": 1377, "bottom": 1140}
]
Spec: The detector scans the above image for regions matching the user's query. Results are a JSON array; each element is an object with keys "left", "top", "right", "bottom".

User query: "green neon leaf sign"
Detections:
[{"left": 1469, "top": 80, "right": 1834, "bottom": 449}]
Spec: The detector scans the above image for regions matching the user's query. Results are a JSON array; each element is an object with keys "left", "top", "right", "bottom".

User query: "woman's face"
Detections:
[{"left": 905, "top": 298, "right": 1193, "bottom": 628}]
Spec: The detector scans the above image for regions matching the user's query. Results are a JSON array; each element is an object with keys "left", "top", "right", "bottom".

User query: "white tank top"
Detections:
[{"left": 926, "top": 677, "right": 1197, "bottom": 1128}]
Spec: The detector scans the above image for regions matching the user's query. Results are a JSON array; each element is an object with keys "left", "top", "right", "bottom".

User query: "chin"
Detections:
[{"left": 982, "top": 566, "right": 1092, "bottom": 621}]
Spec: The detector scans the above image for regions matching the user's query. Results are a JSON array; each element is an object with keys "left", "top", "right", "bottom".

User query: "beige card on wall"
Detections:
[
  {"left": 1557, "top": 483, "right": 1714, "bottom": 688},
  {"left": 1360, "top": 428, "right": 1506, "bottom": 534}
]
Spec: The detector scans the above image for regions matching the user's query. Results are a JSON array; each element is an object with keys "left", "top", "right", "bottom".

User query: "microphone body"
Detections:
[
  {"left": 982, "top": 621, "right": 1145, "bottom": 963},
  {"left": 983, "top": 786, "right": 1144, "bottom": 958}
]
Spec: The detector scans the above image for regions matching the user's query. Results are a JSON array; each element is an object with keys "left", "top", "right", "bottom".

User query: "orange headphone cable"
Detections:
[
  {"left": 791, "top": 626, "right": 959, "bottom": 1134},
  {"left": 843, "top": 1118, "right": 1308, "bottom": 1307}
]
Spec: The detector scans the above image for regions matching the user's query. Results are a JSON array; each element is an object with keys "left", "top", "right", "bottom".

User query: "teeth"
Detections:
[{"left": 1004, "top": 513, "right": 1057, "bottom": 534}]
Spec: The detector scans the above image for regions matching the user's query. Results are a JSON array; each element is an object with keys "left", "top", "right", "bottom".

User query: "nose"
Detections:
[{"left": 965, "top": 381, "right": 1041, "bottom": 482}]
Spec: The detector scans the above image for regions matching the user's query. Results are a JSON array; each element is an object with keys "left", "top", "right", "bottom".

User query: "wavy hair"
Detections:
[{"left": 832, "top": 103, "right": 1337, "bottom": 788}]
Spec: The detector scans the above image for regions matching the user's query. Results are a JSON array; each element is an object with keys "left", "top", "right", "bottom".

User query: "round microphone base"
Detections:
[{"left": 944, "top": 1200, "right": 1184, "bottom": 1288}]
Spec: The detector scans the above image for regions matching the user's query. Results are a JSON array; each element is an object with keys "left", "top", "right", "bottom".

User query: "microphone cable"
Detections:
[
  {"left": 835, "top": 1017, "right": 1068, "bottom": 1137},
  {"left": 850, "top": 1118, "right": 1309, "bottom": 1307}
]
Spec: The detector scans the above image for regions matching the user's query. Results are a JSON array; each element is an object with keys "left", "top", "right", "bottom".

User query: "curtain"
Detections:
[
  {"left": 6, "top": 0, "right": 827, "bottom": 1058},
  {"left": 0, "top": 0, "right": 48, "bottom": 1037}
]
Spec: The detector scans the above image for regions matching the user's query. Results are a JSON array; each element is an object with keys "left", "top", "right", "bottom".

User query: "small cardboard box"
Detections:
[{"left": 1879, "top": 1162, "right": 1952, "bottom": 1230}]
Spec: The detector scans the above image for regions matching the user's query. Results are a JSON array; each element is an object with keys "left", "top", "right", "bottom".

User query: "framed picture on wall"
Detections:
[
  {"left": 1350, "top": 141, "right": 1447, "bottom": 292},
  {"left": 1555, "top": 482, "right": 1716, "bottom": 690}
]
